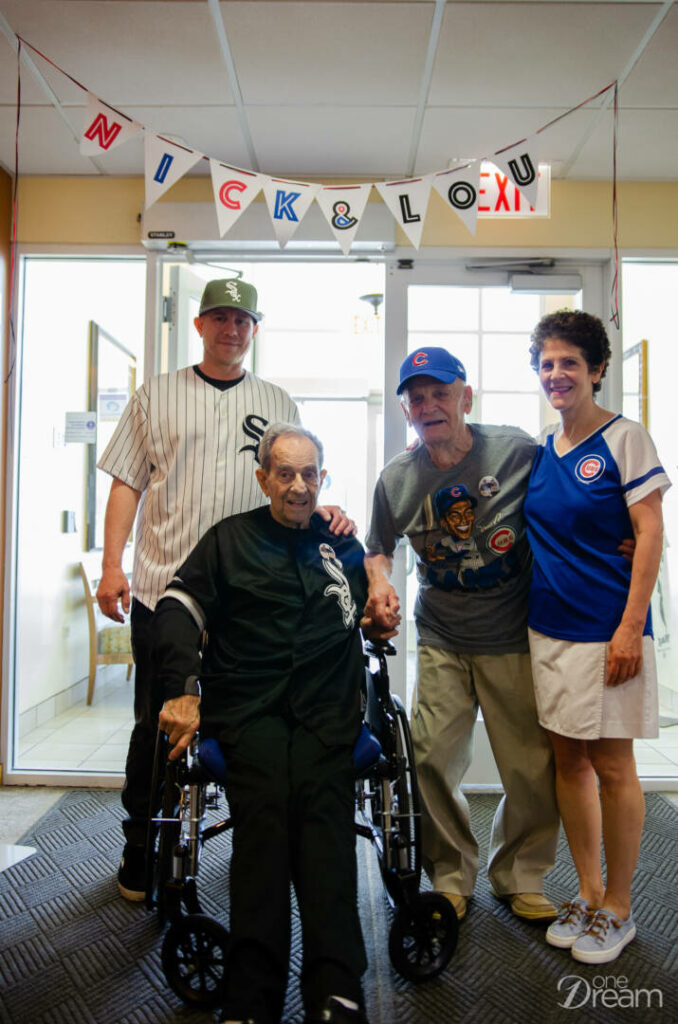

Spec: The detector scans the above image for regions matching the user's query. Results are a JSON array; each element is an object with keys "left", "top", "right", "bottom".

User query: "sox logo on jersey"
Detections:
[{"left": 319, "top": 543, "right": 357, "bottom": 628}]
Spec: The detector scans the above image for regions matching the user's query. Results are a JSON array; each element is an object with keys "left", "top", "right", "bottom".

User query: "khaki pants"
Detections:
[{"left": 411, "top": 644, "right": 559, "bottom": 896}]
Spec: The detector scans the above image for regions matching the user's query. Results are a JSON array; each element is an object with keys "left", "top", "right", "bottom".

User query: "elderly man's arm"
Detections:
[
  {"left": 364, "top": 552, "right": 401, "bottom": 634},
  {"left": 153, "top": 596, "right": 205, "bottom": 760}
]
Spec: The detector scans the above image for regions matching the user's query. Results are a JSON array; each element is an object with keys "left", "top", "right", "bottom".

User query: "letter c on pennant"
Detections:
[{"left": 219, "top": 180, "right": 247, "bottom": 210}]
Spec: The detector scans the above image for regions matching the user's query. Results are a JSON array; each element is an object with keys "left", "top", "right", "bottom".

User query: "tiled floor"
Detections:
[
  {"left": 15, "top": 663, "right": 134, "bottom": 773},
  {"left": 12, "top": 663, "right": 678, "bottom": 786}
]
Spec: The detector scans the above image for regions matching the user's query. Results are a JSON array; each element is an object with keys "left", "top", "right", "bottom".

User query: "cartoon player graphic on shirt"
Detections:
[{"left": 424, "top": 484, "right": 484, "bottom": 571}]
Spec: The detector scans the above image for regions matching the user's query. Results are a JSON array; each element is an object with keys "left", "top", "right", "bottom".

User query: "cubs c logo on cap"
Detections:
[
  {"left": 575, "top": 454, "right": 605, "bottom": 484},
  {"left": 412, "top": 352, "right": 428, "bottom": 367}
]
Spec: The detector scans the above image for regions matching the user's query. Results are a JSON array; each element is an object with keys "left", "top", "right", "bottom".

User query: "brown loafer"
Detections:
[
  {"left": 439, "top": 892, "right": 468, "bottom": 921},
  {"left": 509, "top": 892, "right": 558, "bottom": 921}
]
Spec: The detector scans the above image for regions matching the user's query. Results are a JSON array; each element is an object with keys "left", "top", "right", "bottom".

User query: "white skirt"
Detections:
[{"left": 528, "top": 628, "right": 659, "bottom": 740}]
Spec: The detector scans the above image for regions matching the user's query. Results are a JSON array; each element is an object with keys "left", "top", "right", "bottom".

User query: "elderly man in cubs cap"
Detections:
[
  {"left": 96, "top": 278, "right": 353, "bottom": 901},
  {"left": 365, "top": 346, "right": 560, "bottom": 924}
]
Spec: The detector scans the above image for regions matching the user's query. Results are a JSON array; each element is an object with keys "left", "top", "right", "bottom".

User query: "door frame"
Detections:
[{"left": 381, "top": 248, "right": 613, "bottom": 718}]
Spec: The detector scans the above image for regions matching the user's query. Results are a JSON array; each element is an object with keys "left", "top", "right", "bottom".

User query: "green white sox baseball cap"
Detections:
[{"left": 198, "top": 278, "right": 263, "bottom": 322}]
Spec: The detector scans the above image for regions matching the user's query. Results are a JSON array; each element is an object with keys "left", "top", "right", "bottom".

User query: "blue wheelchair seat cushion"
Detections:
[
  {"left": 353, "top": 722, "right": 383, "bottom": 776},
  {"left": 198, "top": 725, "right": 382, "bottom": 784},
  {"left": 197, "top": 737, "right": 228, "bottom": 785}
]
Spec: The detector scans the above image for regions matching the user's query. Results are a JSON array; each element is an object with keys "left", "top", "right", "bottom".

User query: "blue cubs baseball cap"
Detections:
[
  {"left": 397, "top": 347, "right": 467, "bottom": 395},
  {"left": 435, "top": 484, "right": 477, "bottom": 517}
]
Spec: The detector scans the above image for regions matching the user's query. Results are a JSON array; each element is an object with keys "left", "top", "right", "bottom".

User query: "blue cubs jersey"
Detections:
[{"left": 524, "top": 415, "right": 670, "bottom": 642}]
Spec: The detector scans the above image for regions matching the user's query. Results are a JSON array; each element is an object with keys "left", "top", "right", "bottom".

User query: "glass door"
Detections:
[{"left": 382, "top": 257, "right": 604, "bottom": 784}]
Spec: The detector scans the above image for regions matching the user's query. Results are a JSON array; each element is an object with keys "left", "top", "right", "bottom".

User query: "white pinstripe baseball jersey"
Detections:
[{"left": 98, "top": 367, "right": 300, "bottom": 609}]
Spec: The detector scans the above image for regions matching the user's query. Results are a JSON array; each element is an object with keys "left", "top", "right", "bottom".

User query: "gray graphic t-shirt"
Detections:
[{"left": 366, "top": 424, "right": 537, "bottom": 654}]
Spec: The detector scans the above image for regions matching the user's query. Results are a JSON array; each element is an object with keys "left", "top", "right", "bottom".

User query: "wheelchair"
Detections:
[{"left": 145, "top": 641, "right": 458, "bottom": 1010}]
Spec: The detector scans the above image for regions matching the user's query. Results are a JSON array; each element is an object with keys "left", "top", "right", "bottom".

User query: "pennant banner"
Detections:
[
  {"left": 375, "top": 175, "right": 432, "bottom": 249},
  {"left": 263, "top": 178, "right": 321, "bottom": 249},
  {"left": 210, "top": 160, "right": 267, "bottom": 238},
  {"left": 491, "top": 135, "right": 542, "bottom": 209},
  {"left": 144, "top": 134, "right": 203, "bottom": 209},
  {"left": 316, "top": 184, "right": 373, "bottom": 255},
  {"left": 80, "top": 93, "right": 143, "bottom": 156},
  {"left": 431, "top": 162, "right": 481, "bottom": 237},
  {"left": 14, "top": 41, "right": 617, "bottom": 252}
]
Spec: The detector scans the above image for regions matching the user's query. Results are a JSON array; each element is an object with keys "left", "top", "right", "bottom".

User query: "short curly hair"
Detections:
[{"left": 529, "top": 310, "right": 611, "bottom": 394}]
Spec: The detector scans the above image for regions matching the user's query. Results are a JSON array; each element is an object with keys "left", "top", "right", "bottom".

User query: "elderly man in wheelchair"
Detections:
[{"left": 152, "top": 423, "right": 396, "bottom": 1024}]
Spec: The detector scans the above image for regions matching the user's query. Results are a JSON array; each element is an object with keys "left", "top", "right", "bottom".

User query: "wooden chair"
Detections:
[{"left": 78, "top": 562, "right": 134, "bottom": 705}]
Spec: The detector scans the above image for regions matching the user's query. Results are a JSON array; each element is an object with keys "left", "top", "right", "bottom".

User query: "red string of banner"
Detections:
[{"left": 610, "top": 82, "right": 621, "bottom": 329}]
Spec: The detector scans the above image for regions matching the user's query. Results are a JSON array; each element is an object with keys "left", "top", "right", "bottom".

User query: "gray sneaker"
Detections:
[
  {"left": 571, "top": 908, "right": 636, "bottom": 964},
  {"left": 546, "top": 897, "right": 592, "bottom": 948}
]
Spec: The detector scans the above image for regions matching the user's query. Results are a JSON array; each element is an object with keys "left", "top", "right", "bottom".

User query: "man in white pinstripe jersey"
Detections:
[{"left": 96, "top": 278, "right": 353, "bottom": 901}]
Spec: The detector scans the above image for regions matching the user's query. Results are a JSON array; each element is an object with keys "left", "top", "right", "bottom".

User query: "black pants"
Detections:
[
  {"left": 121, "top": 599, "right": 163, "bottom": 847},
  {"left": 220, "top": 715, "right": 367, "bottom": 1024}
]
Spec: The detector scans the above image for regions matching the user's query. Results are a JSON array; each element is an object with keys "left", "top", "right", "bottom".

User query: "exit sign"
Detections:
[{"left": 477, "top": 162, "right": 550, "bottom": 218}]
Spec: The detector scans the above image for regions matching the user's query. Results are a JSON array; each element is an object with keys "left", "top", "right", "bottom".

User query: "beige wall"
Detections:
[{"left": 15, "top": 176, "right": 678, "bottom": 250}]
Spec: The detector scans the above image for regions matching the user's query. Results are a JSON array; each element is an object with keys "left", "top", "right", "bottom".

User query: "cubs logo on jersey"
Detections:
[{"left": 575, "top": 454, "right": 606, "bottom": 484}]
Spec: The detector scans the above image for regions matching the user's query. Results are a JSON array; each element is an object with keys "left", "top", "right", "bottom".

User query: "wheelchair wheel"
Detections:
[
  {"left": 391, "top": 694, "right": 421, "bottom": 884},
  {"left": 369, "top": 693, "right": 421, "bottom": 901},
  {"left": 161, "top": 913, "right": 230, "bottom": 1009},
  {"left": 388, "top": 892, "right": 458, "bottom": 982}
]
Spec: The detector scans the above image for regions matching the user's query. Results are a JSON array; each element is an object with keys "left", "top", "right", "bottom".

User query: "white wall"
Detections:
[{"left": 622, "top": 261, "right": 678, "bottom": 716}]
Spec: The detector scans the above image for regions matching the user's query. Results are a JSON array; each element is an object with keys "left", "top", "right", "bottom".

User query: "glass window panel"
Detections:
[
  {"left": 407, "top": 332, "right": 479, "bottom": 385},
  {"left": 297, "top": 399, "right": 369, "bottom": 538},
  {"left": 408, "top": 286, "right": 479, "bottom": 331},
  {"left": 480, "top": 393, "right": 540, "bottom": 438},
  {"left": 481, "top": 334, "right": 539, "bottom": 391},
  {"left": 481, "top": 287, "right": 540, "bottom": 331},
  {"left": 258, "top": 329, "right": 374, "bottom": 389}
]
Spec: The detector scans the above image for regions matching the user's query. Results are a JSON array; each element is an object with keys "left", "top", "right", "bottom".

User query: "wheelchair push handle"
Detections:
[{"left": 363, "top": 638, "right": 397, "bottom": 658}]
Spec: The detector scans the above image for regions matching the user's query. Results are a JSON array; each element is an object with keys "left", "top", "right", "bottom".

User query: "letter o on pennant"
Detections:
[{"left": 447, "top": 181, "right": 477, "bottom": 210}]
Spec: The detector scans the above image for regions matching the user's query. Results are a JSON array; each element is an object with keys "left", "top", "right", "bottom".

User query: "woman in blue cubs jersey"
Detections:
[{"left": 524, "top": 310, "right": 670, "bottom": 965}]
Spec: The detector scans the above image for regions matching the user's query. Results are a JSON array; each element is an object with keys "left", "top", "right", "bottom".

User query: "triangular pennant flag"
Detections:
[
  {"left": 210, "top": 160, "right": 266, "bottom": 238},
  {"left": 262, "top": 178, "right": 320, "bottom": 248},
  {"left": 431, "top": 162, "right": 481, "bottom": 236},
  {"left": 490, "top": 135, "right": 541, "bottom": 209},
  {"left": 144, "top": 134, "right": 203, "bottom": 208},
  {"left": 316, "top": 184, "right": 373, "bottom": 255},
  {"left": 80, "top": 93, "right": 143, "bottom": 156},
  {"left": 375, "top": 175, "right": 432, "bottom": 249}
]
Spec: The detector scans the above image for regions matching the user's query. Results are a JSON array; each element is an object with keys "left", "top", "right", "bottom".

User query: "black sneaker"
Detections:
[{"left": 117, "top": 844, "right": 146, "bottom": 901}]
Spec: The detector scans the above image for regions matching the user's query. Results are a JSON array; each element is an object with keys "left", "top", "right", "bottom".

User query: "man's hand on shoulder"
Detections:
[
  {"left": 96, "top": 566, "right": 130, "bottom": 623},
  {"left": 159, "top": 695, "right": 200, "bottom": 761},
  {"left": 316, "top": 505, "right": 357, "bottom": 536}
]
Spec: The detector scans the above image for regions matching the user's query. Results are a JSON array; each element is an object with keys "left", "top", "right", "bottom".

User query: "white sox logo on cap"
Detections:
[{"left": 575, "top": 454, "right": 606, "bottom": 484}]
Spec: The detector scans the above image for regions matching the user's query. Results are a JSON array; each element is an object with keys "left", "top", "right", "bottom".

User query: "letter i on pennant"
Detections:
[{"left": 144, "top": 133, "right": 203, "bottom": 208}]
